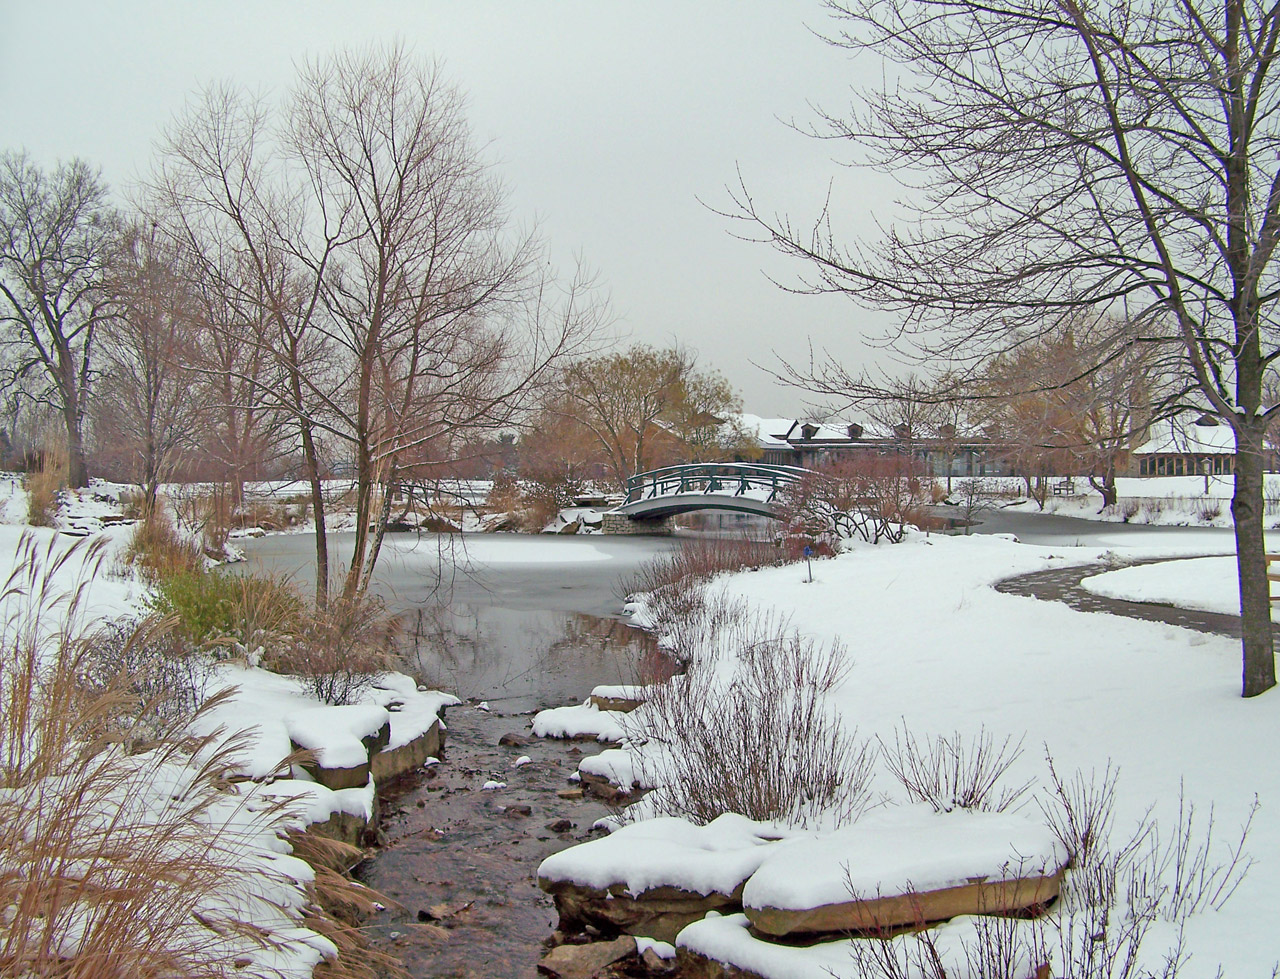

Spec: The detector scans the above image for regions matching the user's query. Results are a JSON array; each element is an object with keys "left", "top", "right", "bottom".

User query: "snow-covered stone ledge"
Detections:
[{"left": 196, "top": 667, "right": 459, "bottom": 845}]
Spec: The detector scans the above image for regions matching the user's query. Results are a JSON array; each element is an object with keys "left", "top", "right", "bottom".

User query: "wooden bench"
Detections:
[
  {"left": 1268, "top": 554, "right": 1280, "bottom": 605},
  {"left": 1052, "top": 478, "right": 1075, "bottom": 496}
]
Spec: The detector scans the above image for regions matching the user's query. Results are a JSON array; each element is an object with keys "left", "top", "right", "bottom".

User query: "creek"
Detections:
[{"left": 240, "top": 531, "right": 678, "bottom": 978}]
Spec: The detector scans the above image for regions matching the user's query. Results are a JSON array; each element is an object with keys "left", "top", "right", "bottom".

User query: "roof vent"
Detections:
[
  {"left": 800, "top": 423, "right": 819, "bottom": 440},
  {"left": 1193, "top": 413, "right": 1218, "bottom": 427},
  {"left": 846, "top": 423, "right": 863, "bottom": 439}
]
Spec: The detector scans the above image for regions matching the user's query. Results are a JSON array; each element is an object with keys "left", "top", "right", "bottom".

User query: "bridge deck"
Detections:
[{"left": 612, "top": 463, "right": 811, "bottom": 521}]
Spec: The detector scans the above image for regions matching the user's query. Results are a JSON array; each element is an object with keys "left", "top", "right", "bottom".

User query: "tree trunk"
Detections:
[
  {"left": 299, "top": 418, "right": 328, "bottom": 607},
  {"left": 1088, "top": 464, "right": 1117, "bottom": 510},
  {"left": 359, "top": 465, "right": 398, "bottom": 597},
  {"left": 1232, "top": 429, "right": 1276, "bottom": 697},
  {"left": 62, "top": 400, "right": 88, "bottom": 488},
  {"left": 343, "top": 441, "right": 375, "bottom": 603}
]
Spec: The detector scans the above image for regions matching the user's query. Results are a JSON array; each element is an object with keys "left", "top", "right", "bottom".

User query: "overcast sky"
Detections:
[{"left": 0, "top": 1, "right": 900, "bottom": 418}]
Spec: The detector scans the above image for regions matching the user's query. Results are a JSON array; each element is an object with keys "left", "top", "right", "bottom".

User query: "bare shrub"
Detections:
[
  {"left": 274, "top": 592, "right": 402, "bottom": 705},
  {"left": 1134, "top": 785, "right": 1256, "bottom": 922},
  {"left": 847, "top": 925, "right": 952, "bottom": 979},
  {"left": 80, "top": 616, "right": 216, "bottom": 735},
  {"left": 623, "top": 537, "right": 788, "bottom": 665},
  {"left": 519, "top": 471, "right": 587, "bottom": 529},
  {"left": 1040, "top": 755, "right": 1121, "bottom": 871},
  {"left": 1142, "top": 496, "right": 1165, "bottom": 521},
  {"left": 1266, "top": 481, "right": 1280, "bottom": 517},
  {"left": 1196, "top": 499, "right": 1223, "bottom": 523},
  {"left": 1120, "top": 497, "right": 1141, "bottom": 522},
  {"left": 626, "top": 605, "right": 872, "bottom": 828},
  {"left": 949, "top": 478, "right": 996, "bottom": 535},
  {"left": 880, "top": 725, "right": 1033, "bottom": 813},
  {"left": 1035, "top": 757, "right": 1254, "bottom": 979},
  {"left": 777, "top": 455, "right": 934, "bottom": 547},
  {"left": 625, "top": 535, "right": 785, "bottom": 598},
  {"left": 855, "top": 759, "right": 1253, "bottom": 979},
  {"left": 484, "top": 471, "right": 522, "bottom": 512},
  {"left": 848, "top": 911, "right": 1044, "bottom": 979}
]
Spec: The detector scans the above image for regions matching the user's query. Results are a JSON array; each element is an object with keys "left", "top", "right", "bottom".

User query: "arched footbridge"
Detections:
[{"left": 609, "top": 463, "right": 812, "bottom": 522}]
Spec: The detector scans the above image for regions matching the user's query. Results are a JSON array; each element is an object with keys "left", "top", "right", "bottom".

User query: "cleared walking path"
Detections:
[{"left": 993, "top": 556, "right": 1276, "bottom": 639}]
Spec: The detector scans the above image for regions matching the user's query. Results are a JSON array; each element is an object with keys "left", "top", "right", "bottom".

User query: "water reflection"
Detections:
[{"left": 404, "top": 603, "right": 657, "bottom": 711}]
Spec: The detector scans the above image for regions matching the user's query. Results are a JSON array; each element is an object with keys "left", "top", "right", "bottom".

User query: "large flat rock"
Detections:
[
  {"left": 538, "top": 814, "right": 789, "bottom": 943},
  {"left": 370, "top": 717, "right": 442, "bottom": 783},
  {"left": 543, "top": 880, "right": 742, "bottom": 945},
  {"left": 742, "top": 806, "right": 1067, "bottom": 937},
  {"left": 746, "top": 870, "right": 1063, "bottom": 937}
]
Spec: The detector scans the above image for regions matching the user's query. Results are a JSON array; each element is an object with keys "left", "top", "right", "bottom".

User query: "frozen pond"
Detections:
[{"left": 239, "top": 531, "right": 679, "bottom": 710}]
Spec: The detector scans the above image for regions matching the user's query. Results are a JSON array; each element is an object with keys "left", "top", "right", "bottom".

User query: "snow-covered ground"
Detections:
[
  {"left": 973, "top": 473, "right": 1274, "bottom": 529},
  {"left": 541, "top": 527, "right": 1280, "bottom": 978}
]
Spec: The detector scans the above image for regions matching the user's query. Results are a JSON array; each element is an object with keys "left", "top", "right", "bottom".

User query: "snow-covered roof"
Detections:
[
  {"left": 735, "top": 414, "right": 800, "bottom": 449},
  {"left": 782, "top": 419, "right": 858, "bottom": 442},
  {"left": 737, "top": 412, "right": 1004, "bottom": 448},
  {"left": 1133, "top": 416, "right": 1235, "bottom": 455}
]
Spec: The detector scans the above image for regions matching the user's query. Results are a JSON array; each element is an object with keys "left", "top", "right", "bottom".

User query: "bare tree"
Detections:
[
  {"left": 0, "top": 153, "right": 119, "bottom": 488},
  {"left": 94, "top": 225, "right": 200, "bottom": 512},
  {"left": 153, "top": 46, "right": 600, "bottom": 603},
  {"left": 730, "top": 0, "right": 1280, "bottom": 697},
  {"left": 183, "top": 248, "right": 294, "bottom": 508},
  {"left": 553, "top": 344, "right": 698, "bottom": 489}
]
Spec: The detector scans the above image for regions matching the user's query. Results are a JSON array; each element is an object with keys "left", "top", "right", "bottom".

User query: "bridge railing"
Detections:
[{"left": 622, "top": 463, "right": 811, "bottom": 507}]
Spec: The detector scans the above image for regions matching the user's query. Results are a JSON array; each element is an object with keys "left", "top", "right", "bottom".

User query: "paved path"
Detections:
[{"left": 993, "top": 556, "right": 1274, "bottom": 639}]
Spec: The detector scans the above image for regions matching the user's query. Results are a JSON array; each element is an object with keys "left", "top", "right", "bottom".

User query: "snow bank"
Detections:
[
  {"left": 578, "top": 744, "right": 666, "bottom": 790},
  {"left": 285, "top": 704, "right": 390, "bottom": 768},
  {"left": 590, "top": 683, "right": 657, "bottom": 702},
  {"left": 193, "top": 666, "right": 457, "bottom": 779},
  {"left": 364, "top": 672, "right": 460, "bottom": 748},
  {"left": 1080, "top": 555, "right": 1268, "bottom": 619},
  {"left": 676, "top": 911, "right": 1042, "bottom": 979}
]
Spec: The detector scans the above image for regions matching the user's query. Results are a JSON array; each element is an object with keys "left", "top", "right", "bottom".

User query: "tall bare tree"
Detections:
[
  {"left": 183, "top": 252, "right": 294, "bottom": 507},
  {"left": 95, "top": 225, "right": 199, "bottom": 511},
  {"left": 0, "top": 153, "right": 119, "bottom": 487},
  {"left": 732, "top": 0, "right": 1280, "bottom": 697},
  {"left": 153, "top": 46, "right": 599, "bottom": 603}
]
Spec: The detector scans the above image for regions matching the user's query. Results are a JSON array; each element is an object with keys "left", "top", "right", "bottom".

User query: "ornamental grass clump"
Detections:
[
  {"left": 125, "top": 508, "right": 205, "bottom": 581},
  {"left": 0, "top": 532, "right": 406, "bottom": 979},
  {"left": 0, "top": 535, "right": 315, "bottom": 977},
  {"left": 146, "top": 568, "right": 305, "bottom": 663}
]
